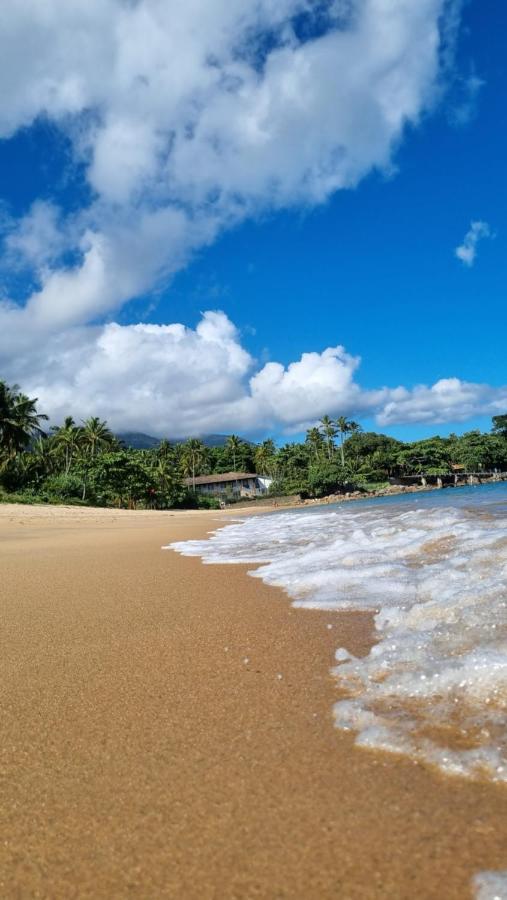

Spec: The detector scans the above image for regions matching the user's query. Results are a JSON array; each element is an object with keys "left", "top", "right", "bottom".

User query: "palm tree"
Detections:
[
  {"left": 51, "top": 417, "right": 83, "bottom": 475},
  {"left": 336, "top": 416, "right": 360, "bottom": 467},
  {"left": 305, "top": 427, "right": 325, "bottom": 462},
  {"left": 255, "top": 440, "right": 276, "bottom": 476},
  {"left": 226, "top": 434, "right": 243, "bottom": 471},
  {"left": 153, "top": 457, "right": 182, "bottom": 506},
  {"left": 181, "top": 438, "right": 206, "bottom": 491},
  {"left": 319, "top": 415, "right": 337, "bottom": 460},
  {"left": 0, "top": 381, "right": 48, "bottom": 465},
  {"left": 155, "top": 457, "right": 173, "bottom": 491},
  {"left": 157, "top": 439, "right": 174, "bottom": 461},
  {"left": 30, "top": 435, "right": 58, "bottom": 480},
  {"left": 81, "top": 417, "right": 114, "bottom": 459}
]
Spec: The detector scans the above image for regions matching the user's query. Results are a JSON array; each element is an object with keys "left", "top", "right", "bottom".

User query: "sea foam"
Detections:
[
  {"left": 474, "top": 870, "right": 507, "bottom": 900},
  {"left": 169, "top": 485, "right": 507, "bottom": 782}
]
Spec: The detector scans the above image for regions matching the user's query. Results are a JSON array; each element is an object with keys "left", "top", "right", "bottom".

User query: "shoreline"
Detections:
[
  {"left": 232, "top": 474, "right": 507, "bottom": 513},
  {"left": 3, "top": 474, "right": 507, "bottom": 520},
  {"left": 2, "top": 504, "right": 507, "bottom": 897}
]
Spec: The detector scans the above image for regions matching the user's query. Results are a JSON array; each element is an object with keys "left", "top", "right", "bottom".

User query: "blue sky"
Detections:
[{"left": 0, "top": 0, "right": 505, "bottom": 440}]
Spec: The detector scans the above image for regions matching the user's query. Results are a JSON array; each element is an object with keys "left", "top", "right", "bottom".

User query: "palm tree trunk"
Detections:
[{"left": 340, "top": 432, "right": 345, "bottom": 466}]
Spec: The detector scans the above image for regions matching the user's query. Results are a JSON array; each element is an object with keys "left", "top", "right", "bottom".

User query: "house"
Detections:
[{"left": 185, "top": 472, "right": 273, "bottom": 498}]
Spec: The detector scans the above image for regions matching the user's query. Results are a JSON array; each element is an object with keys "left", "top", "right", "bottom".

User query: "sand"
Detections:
[{"left": 1, "top": 503, "right": 507, "bottom": 899}]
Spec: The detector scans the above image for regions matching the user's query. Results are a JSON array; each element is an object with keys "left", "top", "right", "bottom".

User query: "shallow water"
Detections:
[
  {"left": 170, "top": 482, "right": 507, "bottom": 784},
  {"left": 474, "top": 869, "right": 507, "bottom": 900}
]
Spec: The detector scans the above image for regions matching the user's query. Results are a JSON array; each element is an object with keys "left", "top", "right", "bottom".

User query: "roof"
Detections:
[{"left": 184, "top": 472, "right": 259, "bottom": 486}]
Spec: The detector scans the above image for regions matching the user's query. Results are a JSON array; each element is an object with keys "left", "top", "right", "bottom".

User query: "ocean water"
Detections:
[
  {"left": 169, "top": 483, "right": 507, "bottom": 784},
  {"left": 474, "top": 870, "right": 507, "bottom": 900}
]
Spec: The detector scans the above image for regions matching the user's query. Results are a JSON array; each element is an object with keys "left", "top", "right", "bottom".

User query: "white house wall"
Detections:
[{"left": 194, "top": 476, "right": 272, "bottom": 496}]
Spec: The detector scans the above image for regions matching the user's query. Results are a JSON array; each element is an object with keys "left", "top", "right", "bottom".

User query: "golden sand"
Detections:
[{"left": 1, "top": 503, "right": 507, "bottom": 898}]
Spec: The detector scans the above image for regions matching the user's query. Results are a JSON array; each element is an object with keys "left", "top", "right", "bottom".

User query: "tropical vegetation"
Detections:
[{"left": 1, "top": 380, "right": 506, "bottom": 508}]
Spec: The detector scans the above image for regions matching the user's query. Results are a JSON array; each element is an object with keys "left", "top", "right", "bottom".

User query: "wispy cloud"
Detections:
[
  {"left": 455, "top": 220, "right": 492, "bottom": 267},
  {"left": 449, "top": 72, "right": 485, "bottom": 126}
]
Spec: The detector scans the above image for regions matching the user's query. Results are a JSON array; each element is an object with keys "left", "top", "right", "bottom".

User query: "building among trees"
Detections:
[{"left": 184, "top": 472, "right": 272, "bottom": 498}]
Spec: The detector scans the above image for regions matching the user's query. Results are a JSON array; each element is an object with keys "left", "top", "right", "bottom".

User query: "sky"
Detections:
[{"left": 0, "top": 0, "right": 505, "bottom": 442}]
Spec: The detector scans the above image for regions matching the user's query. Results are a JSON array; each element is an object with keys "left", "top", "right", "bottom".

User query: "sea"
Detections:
[
  {"left": 170, "top": 482, "right": 507, "bottom": 782},
  {"left": 169, "top": 481, "right": 507, "bottom": 897}
]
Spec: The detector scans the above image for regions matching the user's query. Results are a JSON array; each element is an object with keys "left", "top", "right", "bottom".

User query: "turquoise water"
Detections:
[{"left": 285, "top": 479, "right": 507, "bottom": 516}]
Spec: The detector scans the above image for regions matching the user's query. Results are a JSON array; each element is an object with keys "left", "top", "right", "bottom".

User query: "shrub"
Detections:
[
  {"left": 307, "top": 462, "right": 358, "bottom": 498},
  {"left": 196, "top": 495, "right": 221, "bottom": 509},
  {"left": 40, "top": 474, "right": 84, "bottom": 501}
]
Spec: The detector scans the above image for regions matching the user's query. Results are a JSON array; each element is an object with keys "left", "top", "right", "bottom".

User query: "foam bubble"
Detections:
[
  {"left": 168, "top": 485, "right": 507, "bottom": 782},
  {"left": 474, "top": 870, "right": 507, "bottom": 900}
]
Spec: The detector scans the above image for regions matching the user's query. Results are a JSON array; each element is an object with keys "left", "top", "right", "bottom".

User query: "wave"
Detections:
[{"left": 168, "top": 485, "right": 507, "bottom": 783}]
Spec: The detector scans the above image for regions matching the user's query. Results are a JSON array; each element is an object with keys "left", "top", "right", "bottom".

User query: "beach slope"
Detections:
[{"left": 1, "top": 504, "right": 507, "bottom": 899}]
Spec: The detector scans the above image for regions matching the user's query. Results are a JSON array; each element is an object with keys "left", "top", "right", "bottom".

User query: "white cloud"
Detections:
[
  {"left": 449, "top": 72, "right": 485, "bottom": 126},
  {"left": 0, "top": 0, "right": 461, "bottom": 326},
  {"left": 249, "top": 347, "right": 368, "bottom": 429},
  {"left": 455, "top": 220, "right": 492, "bottom": 267},
  {"left": 1, "top": 309, "right": 505, "bottom": 435},
  {"left": 4, "top": 201, "right": 68, "bottom": 271},
  {"left": 377, "top": 377, "right": 507, "bottom": 426},
  {"left": 1, "top": 1, "right": 494, "bottom": 437}
]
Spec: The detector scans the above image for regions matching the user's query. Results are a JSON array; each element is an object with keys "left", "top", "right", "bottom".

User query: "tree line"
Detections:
[{"left": 1, "top": 380, "right": 506, "bottom": 508}]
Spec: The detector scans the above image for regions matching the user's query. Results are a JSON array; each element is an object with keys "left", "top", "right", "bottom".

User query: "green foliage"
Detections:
[
  {"left": 451, "top": 431, "right": 507, "bottom": 472},
  {"left": 196, "top": 495, "right": 221, "bottom": 510},
  {"left": 254, "top": 439, "right": 277, "bottom": 476},
  {"left": 0, "top": 380, "right": 48, "bottom": 466},
  {"left": 206, "top": 437, "right": 255, "bottom": 474},
  {"left": 0, "top": 486, "right": 44, "bottom": 505},
  {"left": 41, "top": 473, "right": 84, "bottom": 501},
  {"left": 88, "top": 450, "right": 156, "bottom": 507},
  {"left": 492, "top": 414, "right": 507, "bottom": 437},
  {"left": 345, "top": 432, "right": 402, "bottom": 475},
  {"left": 180, "top": 438, "right": 207, "bottom": 488},
  {"left": 306, "top": 461, "right": 356, "bottom": 498},
  {"left": 1, "top": 381, "right": 506, "bottom": 508},
  {"left": 360, "top": 481, "right": 390, "bottom": 493},
  {"left": 396, "top": 436, "right": 451, "bottom": 474},
  {"left": 319, "top": 415, "right": 337, "bottom": 459}
]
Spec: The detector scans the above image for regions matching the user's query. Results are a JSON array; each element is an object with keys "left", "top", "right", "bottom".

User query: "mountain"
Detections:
[
  {"left": 116, "top": 432, "right": 162, "bottom": 449},
  {"left": 116, "top": 432, "right": 247, "bottom": 449}
]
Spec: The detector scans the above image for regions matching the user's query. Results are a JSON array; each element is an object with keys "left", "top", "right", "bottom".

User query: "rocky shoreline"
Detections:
[
  {"left": 233, "top": 474, "right": 507, "bottom": 512},
  {"left": 314, "top": 473, "right": 507, "bottom": 508}
]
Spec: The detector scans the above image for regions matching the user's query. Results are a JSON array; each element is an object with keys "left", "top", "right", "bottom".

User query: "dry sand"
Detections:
[{"left": 1, "top": 502, "right": 507, "bottom": 899}]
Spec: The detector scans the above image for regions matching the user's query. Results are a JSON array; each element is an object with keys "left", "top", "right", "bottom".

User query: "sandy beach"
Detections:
[{"left": 2, "top": 503, "right": 507, "bottom": 899}]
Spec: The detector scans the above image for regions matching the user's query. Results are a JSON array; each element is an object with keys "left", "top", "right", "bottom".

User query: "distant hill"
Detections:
[
  {"left": 116, "top": 432, "right": 162, "bottom": 449},
  {"left": 117, "top": 432, "right": 247, "bottom": 449}
]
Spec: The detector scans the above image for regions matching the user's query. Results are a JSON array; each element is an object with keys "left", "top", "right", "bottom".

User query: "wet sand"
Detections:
[{"left": 1, "top": 503, "right": 507, "bottom": 899}]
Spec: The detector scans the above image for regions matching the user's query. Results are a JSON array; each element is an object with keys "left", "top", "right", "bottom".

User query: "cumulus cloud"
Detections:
[
  {"left": 377, "top": 377, "right": 507, "bottom": 426},
  {"left": 0, "top": 0, "right": 462, "bottom": 326},
  {"left": 1, "top": 309, "right": 505, "bottom": 435},
  {"left": 455, "top": 220, "right": 492, "bottom": 267},
  {"left": 2, "top": 0, "right": 494, "bottom": 436}
]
